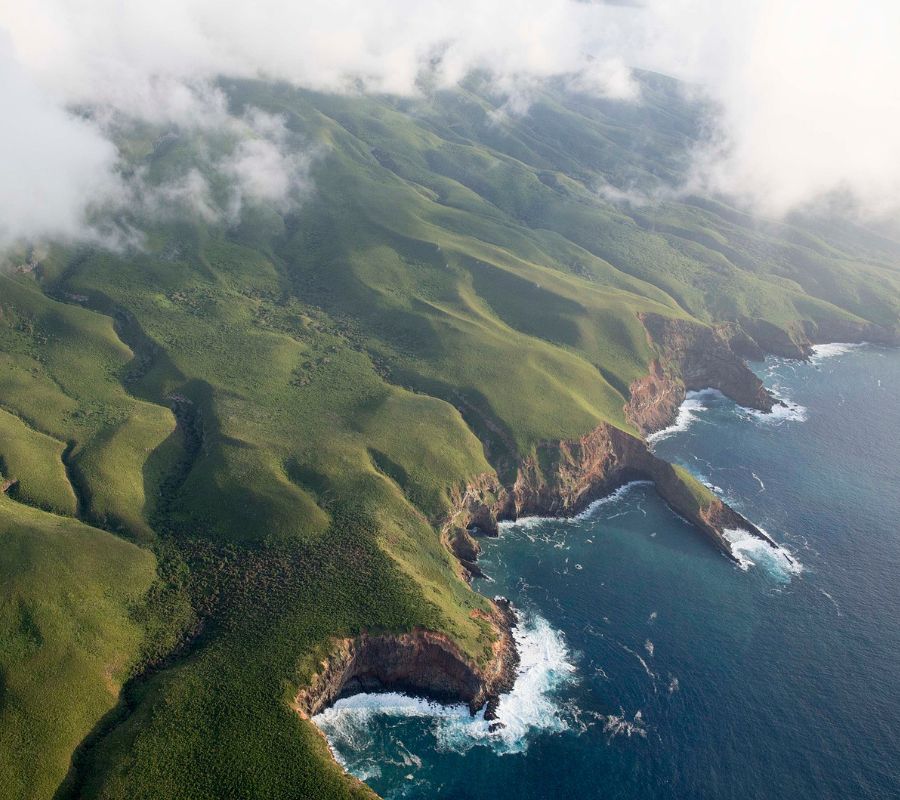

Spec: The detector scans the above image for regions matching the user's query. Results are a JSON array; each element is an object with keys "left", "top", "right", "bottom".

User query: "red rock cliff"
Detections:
[{"left": 294, "top": 599, "right": 518, "bottom": 721}]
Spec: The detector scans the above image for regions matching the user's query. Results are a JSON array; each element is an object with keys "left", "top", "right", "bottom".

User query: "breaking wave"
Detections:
[
  {"left": 498, "top": 480, "right": 652, "bottom": 531},
  {"left": 573, "top": 481, "right": 654, "bottom": 522},
  {"left": 748, "top": 396, "right": 807, "bottom": 424},
  {"left": 810, "top": 342, "right": 865, "bottom": 363},
  {"left": 647, "top": 389, "right": 723, "bottom": 444},
  {"left": 312, "top": 612, "right": 577, "bottom": 768},
  {"left": 722, "top": 528, "right": 803, "bottom": 580}
]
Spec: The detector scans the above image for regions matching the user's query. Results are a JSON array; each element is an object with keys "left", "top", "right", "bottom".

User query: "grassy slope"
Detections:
[
  {"left": 0, "top": 74, "right": 898, "bottom": 799},
  {"left": 0, "top": 497, "right": 156, "bottom": 800}
]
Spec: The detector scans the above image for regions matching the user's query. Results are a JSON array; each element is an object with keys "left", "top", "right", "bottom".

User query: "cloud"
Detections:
[
  {"left": 221, "top": 111, "right": 313, "bottom": 215},
  {"left": 0, "top": 0, "right": 899, "bottom": 248},
  {"left": 0, "top": 37, "right": 118, "bottom": 248},
  {"left": 92, "top": 109, "right": 314, "bottom": 247},
  {"left": 628, "top": 0, "right": 900, "bottom": 220},
  {"left": 0, "top": 0, "right": 635, "bottom": 248}
]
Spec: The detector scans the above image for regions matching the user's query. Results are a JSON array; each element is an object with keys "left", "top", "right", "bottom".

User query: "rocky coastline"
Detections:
[
  {"left": 297, "top": 315, "right": 895, "bottom": 732},
  {"left": 294, "top": 598, "right": 518, "bottom": 721},
  {"left": 442, "top": 421, "right": 766, "bottom": 571}
]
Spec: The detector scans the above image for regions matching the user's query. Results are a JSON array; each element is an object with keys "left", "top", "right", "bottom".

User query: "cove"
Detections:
[{"left": 314, "top": 344, "right": 900, "bottom": 800}]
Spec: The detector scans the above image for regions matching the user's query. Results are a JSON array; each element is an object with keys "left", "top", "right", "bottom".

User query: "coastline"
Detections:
[
  {"left": 294, "top": 599, "right": 519, "bottom": 722},
  {"left": 316, "top": 339, "right": 900, "bottom": 800},
  {"left": 296, "top": 332, "right": 893, "bottom": 765}
]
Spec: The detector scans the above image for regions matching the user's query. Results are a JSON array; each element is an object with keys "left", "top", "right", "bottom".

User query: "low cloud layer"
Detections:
[
  {"left": 0, "top": 0, "right": 898, "bottom": 247},
  {"left": 638, "top": 1, "right": 900, "bottom": 219}
]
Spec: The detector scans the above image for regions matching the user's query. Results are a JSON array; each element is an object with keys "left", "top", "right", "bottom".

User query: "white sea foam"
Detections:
[
  {"left": 820, "top": 589, "right": 842, "bottom": 616},
  {"left": 810, "top": 342, "right": 865, "bottom": 363},
  {"left": 603, "top": 709, "right": 647, "bottom": 739},
  {"left": 572, "top": 481, "right": 654, "bottom": 522},
  {"left": 620, "top": 643, "right": 657, "bottom": 681},
  {"left": 312, "top": 613, "right": 577, "bottom": 761},
  {"left": 497, "top": 480, "right": 652, "bottom": 531},
  {"left": 647, "top": 389, "right": 724, "bottom": 444},
  {"left": 722, "top": 528, "right": 803, "bottom": 579},
  {"left": 749, "top": 396, "right": 807, "bottom": 424},
  {"left": 644, "top": 639, "right": 654, "bottom": 657}
]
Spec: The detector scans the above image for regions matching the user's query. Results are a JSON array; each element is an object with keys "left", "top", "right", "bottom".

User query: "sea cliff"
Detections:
[
  {"left": 298, "top": 314, "right": 894, "bottom": 726},
  {"left": 294, "top": 599, "right": 518, "bottom": 721}
]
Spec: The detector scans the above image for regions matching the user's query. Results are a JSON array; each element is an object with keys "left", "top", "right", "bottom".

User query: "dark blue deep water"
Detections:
[{"left": 315, "top": 344, "right": 900, "bottom": 799}]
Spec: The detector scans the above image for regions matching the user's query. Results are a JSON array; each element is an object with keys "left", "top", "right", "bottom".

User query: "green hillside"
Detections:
[{"left": 1, "top": 73, "right": 898, "bottom": 799}]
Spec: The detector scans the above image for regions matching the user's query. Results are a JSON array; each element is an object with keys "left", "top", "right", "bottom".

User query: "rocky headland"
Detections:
[
  {"left": 294, "top": 598, "right": 518, "bottom": 721},
  {"left": 298, "top": 313, "right": 895, "bottom": 727}
]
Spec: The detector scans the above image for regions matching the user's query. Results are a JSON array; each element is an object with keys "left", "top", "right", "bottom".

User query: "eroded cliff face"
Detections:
[
  {"left": 444, "top": 422, "right": 762, "bottom": 566},
  {"left": 298, "top": 311, "right": 884, "bottom": 728},
  {"left": 626, "top": 313, "right": 777, "bottom": 435},
  {"left": 741, "top": 316, "right": 898, "bottom": 359},
  {"left": 294, "top": 599, "right": 518, "bottom": 721},
  {"left": 626, "top": 312, "right": 899, "bottom": 435}
]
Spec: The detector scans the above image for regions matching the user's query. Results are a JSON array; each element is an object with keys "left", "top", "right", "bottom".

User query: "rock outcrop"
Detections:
[
  {"left": 626, "top": 313, "right": 777, "bottom": 435},
  {"left": 298, "top": 310, "right": 888, "bottom": 727},
  {"left": 627, "top": 312, "right": 898, "bottom": 435},
  {"left": 294, "top": 599, "right": 518, "bottom": 721},
  {"left": 444, "top": 422, "right": 763, "bottom": 562},
  {"left": 740, "top": 316, "right": 898, "bottom": 359}
]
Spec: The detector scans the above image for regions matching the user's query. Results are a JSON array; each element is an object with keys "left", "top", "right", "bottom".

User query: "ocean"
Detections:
[{"left": 313, "top": 344, "right": 900, "bottom": 800}]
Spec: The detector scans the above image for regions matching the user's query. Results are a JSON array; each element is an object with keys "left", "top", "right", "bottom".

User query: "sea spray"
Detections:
[
  {"left": 312, "top": 612, "right": 577, "bottom": 771},
  {"left": 646, "top": 389, "right": 724, "bottom": 444},
  {"left": 437, "top": 613, "right": 577, "bottom": 754},
  {"left": 722, "top": 528, "right": 802, "bottom": 580}
]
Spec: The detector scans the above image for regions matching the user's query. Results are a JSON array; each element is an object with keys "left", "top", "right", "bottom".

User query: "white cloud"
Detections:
[
  {"left": 0, "top": 0, "right": 899, "bottom": 246},
  {"left": 0, "top": 36, "right": 117, "bottom": 248},
  {"left": 0, "top": 0, "right": 635, "bottom": 247},
  {"left": 222, "top": 112, "right": 312, "bottom": 214},
  {"left": 629, "top": 0, "right": 900, "bottom": 219},
  {"left": 96, "top": 110, "right": 314, "bottom": 240}
]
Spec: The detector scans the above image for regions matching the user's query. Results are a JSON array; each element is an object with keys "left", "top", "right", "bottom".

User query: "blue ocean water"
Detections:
[{"left": 314, "top": 344, "right": 900, "bottom": 799}]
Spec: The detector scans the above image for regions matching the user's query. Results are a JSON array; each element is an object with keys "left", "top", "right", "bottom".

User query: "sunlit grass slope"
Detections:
[
  {"left": 0, "top": 497, "right": 156, "bottom": 800},
  {"left": 0, "top": 71, "right": 898, "bottom": 800}
]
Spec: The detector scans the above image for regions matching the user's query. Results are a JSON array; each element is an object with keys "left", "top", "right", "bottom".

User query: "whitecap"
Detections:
[
  {"left": 646, "top": 389, "right": 724, "bottom": 444},
  {"left": 810, "top": 342, "right": 865, "bottom": 363},
  {"left": 644, "top": 639, "right": 654, "bottom": 657},
  {"left": 722, "top": 528, "right": 803, "bottom": 580},
  {"left": 312, "top": 613, "right": 577, "bottom": 762}
]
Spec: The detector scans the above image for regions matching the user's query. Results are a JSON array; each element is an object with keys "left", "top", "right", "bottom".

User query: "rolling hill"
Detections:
[{"left": 1, "top": 72, "right": 898, "bottom": 799}]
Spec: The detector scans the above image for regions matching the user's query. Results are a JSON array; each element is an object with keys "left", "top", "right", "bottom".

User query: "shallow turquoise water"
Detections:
[{"left": 314, "top": 344, "right": 900, "bottom": 799}]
